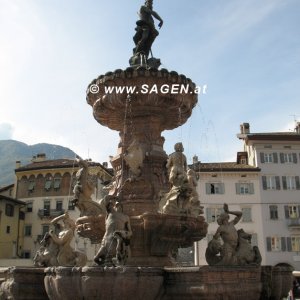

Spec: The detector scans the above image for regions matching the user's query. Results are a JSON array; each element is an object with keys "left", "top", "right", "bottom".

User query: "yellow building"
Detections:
[
  {"left": 14, "top": 154, "right": 112, "bottom": 260},
  {"left": 0, "top": 184, "right": 25, "bottom": 259}
]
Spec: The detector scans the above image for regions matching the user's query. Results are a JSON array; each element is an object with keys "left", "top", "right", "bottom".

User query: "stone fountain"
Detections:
[{"left": 0, "top": 1, "right": 293, "bottom": 300}]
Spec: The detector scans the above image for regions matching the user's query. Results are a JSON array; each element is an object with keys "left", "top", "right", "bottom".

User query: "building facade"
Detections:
[
  {"left": 0, "top": 184, "right": 25, "bottom": 259},
  {"left": 238, "top": 122, "right": 300, "bottom": 270},
  {"left": 192, "top": 159, "right": 263, "bottom": 265},
  {"left": 14, "top": 154, "right": 112, "bottom": 261}
]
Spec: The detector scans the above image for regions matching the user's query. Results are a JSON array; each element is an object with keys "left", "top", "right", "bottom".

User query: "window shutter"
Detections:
[
  {"left": 260, "top": 152, "right": 265, "bottom": 163},
  {"left": 280, "top": 153, "right": 284, "bottom": 163},
  {"left": 284, "top": 206, "right": 289, "bottom": 219},
  {"left": 249, "top": 183, "right": 254, "bottom": 194},
  {"left": 293, "top": 153, "right": 298, "bottom": 163},
  {"left": 273, "top": 153, "right": 278, "bottom": 163},
  {"left": 235, "top": 183, "right": 240, "bottom": 195},
  {"left": 282, "top": 176, "right": 287, "bottom": 190},
  {"left": 287, "top": 237, "right": 292, "bottom": 252},
  {"left": 296, "top": 176, "right": 300, "bottom": 190},
  {"left": 220, "top": 183, "right": 225, "bottom": 194},
  {"left": 205, "top": 183, "right": 211, "bottom": 194},
  {"left": 242, "top": 208, "right": 252, "bottom": 222},
  {"left": 298, "top": 206, "right": 300, "bottom": 217},
  {"left": 275, "top": 176, "right": 281, "bottom": 190},
  {"left": 251, "top": 233, "right": 258, "bottom": 247},
  {"left": 281, "top": 237, "right": 286, "bottom": 251},
  {"left": 206, "top": 208, "right": 212, "bottom": 223},
  {"left": 266, "top": 237, "right": 271, "bottom": 251},
  {"left": 262, "top": 176, "right": 267, "bottom": 190}
]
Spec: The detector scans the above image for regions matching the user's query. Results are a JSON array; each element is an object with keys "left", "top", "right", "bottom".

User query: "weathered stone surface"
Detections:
[
  {"left": 0, "top": 267, "right": 47, "bottom": 300},
  {"left": 1, "top": 265, "right": 293, "bottom": 300}
]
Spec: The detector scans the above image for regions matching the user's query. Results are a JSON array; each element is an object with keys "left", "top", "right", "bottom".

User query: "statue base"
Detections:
[{"left": 0, "top": 265, "right": 293, "bottom": 300}]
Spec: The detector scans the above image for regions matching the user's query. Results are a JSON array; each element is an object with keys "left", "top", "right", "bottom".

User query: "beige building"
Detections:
[
  {"left": 238, "top": 122, "right": 300, "bottom": 270},
  {"left": 192, "top": 157, "right": 262, "bottom": 265},
  {"left": 0, "top": 184, "right": 25, "bottom": 259},
  {"left": 14, "top": 154, "right": 112, "bottom": 261}
]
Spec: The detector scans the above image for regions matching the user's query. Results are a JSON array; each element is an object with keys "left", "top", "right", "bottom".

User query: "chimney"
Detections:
[
  {"left": 240, "top": 123, "right": 250, "bottom": 134},
  {"left": 16, "top": 161, "right": 21, "bottom": 169},
  {"left": 32, "top": 153, "right": 46, "bottom": 162},
  {"left": 295, "top": 122, "right": 300, "bottom": 134},
  {"left": 192, "top": 155, "right": 199, "bottom": 164}
]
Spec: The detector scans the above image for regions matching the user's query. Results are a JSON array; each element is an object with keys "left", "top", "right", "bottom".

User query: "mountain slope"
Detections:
[{"left": 0, "top": 140, "right": 77, "bottom": 187}]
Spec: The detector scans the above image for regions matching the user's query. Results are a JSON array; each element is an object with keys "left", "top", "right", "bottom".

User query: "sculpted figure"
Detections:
[
  {"left": 94, "top": 201, "right": 132, "bottom": 266},
  {"left": 133, "top": 0, "right": 163, "bottom": 58},
  {"left": 213, "top": 203, "right": 242, "bottom": 265},
  {"left": 72, "top": 157, "right": 103, "bottom": 217},
  {"left": 187, "top": 168, "right": 203, "bottom": 217},
  {"left": 236, "top": 229, "right": 262, "bottom": 265},
  {"left": 49, "top": 213, "right": 87, "bottom": 266},
  {"left": 73, "top": 158, "right": 94, "bottom": 202},
  {"left": 33, "top": 232, "right": 59, "bottom": 267},
  {"left": 206, "top": 204, "right": 262, "bottom": 266},
  {"left": 166, "top": 142, "right": 187, "bottom": 187}
]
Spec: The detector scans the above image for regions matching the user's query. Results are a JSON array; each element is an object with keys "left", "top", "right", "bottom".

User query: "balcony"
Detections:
[
  {"left": 37, "top": 209, "right": 65, "bottom": 219},
  {"left": 287, "top": 218, "right": 300, "bottom": 229}
]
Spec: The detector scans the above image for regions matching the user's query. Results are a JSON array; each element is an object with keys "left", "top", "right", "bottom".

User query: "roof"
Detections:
[
  {"left": 0, "top": 184, "right": 14, "bottom": 193},
  {"left": 15, "top": 159, "right": 113, "bottom": 176},
  {"left": 0, "top": 195, "right": 26, "bottom": 205},
  {"left": 238, "top": 132, "right": 300, "bottom": 142},
  {"left": 190, "top": 162, "right": 260, "bottom": 172}
]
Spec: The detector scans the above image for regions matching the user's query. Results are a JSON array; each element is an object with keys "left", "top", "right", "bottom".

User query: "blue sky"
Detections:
[{"left": 0, "top": 0, "right": 299, "bottom": 164}]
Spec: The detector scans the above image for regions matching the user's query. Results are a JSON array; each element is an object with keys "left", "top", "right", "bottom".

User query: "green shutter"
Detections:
[
  {"left": 282, "top": 176, "right": 287, "bottom": 190},
  {"left": 275, "top": 176, "right": 281, "bottom": 190},
  {"left": 205, "top": 183, "right": 211, "bottom": 194},
  {"left": 262, "top": 176, "right": 267, "bottom": 190},
  {"left": 273, "top": 153, "right": 278, "bottom": 163},
  {"left": 281, "top": 237, "right": 286, "bottom": 251},
  {"left": 266, "top": 237, "right": 271, "bottom": 251},
  {"left": 260, "top": 152, "right": 265, "bottom": 163},
  {"left": 235, "top": 183, "right": 240, "bottom": 195}
]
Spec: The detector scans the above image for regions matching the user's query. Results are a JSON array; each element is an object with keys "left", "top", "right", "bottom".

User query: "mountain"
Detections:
[{"left": 0, "top": 140, "right": 77, "bottom": 188}]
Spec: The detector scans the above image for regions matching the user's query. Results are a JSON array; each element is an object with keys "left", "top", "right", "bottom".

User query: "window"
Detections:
[
  {"left": 280, "top": 152, "right": 298, "bottom": 164},
  {"left": 262, "top": 176, "right": 280, "bottom": 190},
  {"left": 6, "top": 226, "right": 10, "bottom": 234},
  {"left": 269, "top": 205, "right": 278, "bottom": 220},
  {"left": 26, "top": 202, "right": 33, "bottom": 212},
  {"left": 24, "top": 225, "right": 32, "bottom": 236},
  {"left": 291, "top": 237, "right": 300, "bottom": 252},
  {"left": 22, "top": 251, "right": 31, "bottom": 259},
  {"left": 45, "top": 178, "right": 52, "bottom": 190},
  {"left": 205, "top": 183, "right": 225, "bottom": 195},
  {"left": 285, "top": 205, "right": 299, "bottom": 219},
  {"left": 206, "top": 207, "right": 223, "bottom": 223},
  {"left": 264, "top": 153, "right": 273, "bottom": 163},
  {"left": 271, "top": 237, "right": 282, "bottom": 251},
  {"left": 42, "top": 225, "right": 50, "bottom": 235},
  {"left": 236, "top": 183, "right": 254, "bottom": 195},
  {"left": 5, "top": 203, "right": 14, "bottom": 217},
  {"left": 54, "top": 178, "right": 61, "bottom": 190},
  {"left": 284, "top": 153, "right": 293, "bottom": 163},
  {"left": 68, "top": 200, "right": 75, "bottom": 210},
  {"left": 267, "top": 237, "right": 288, "bottom": 251},
  {"left": 56, "top": 200, "right": 63, "bottom": 211},
  {"left": 28, "top": 181, "right": 35, "bottom": 191},
  {"left": 241, "top": 207, "right": 252, "bottom": 222},
  {"left": 282, "top": 176, "right": 300, "bottom": 190},
  {"left": 260, "top": 152, "right": 278, "bottom": 164},
  {"left": 44, "top": 200, "right": 51, "bottom": 216}
]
